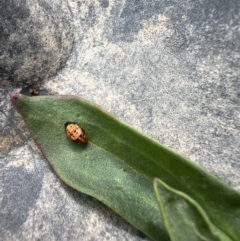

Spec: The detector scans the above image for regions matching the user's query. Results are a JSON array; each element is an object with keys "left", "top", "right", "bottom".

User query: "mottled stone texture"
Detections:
[
  {"left": 0, "top": 0, "right": 240, "bottom": 240},
  {"left": 0, "top": 0, "right": 74, "bottom": 87}
]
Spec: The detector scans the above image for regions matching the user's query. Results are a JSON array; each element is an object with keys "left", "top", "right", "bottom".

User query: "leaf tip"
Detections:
[{"left": 10, "top": 92, "right": 20, "bottom": 103}]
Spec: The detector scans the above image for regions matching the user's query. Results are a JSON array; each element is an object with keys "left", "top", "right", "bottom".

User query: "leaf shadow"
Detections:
[{"left": 60, "top": 181, "right": 148, "bottom": 240}]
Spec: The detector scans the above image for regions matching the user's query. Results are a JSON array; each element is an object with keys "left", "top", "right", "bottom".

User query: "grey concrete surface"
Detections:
[{"left": 0, "top": 0, "right": 240, "bottom": 240}]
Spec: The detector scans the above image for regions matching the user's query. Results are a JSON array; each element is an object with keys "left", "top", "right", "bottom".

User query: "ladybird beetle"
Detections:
[{"left": 65, "top": 122, "right": 88, "bottom": 144}]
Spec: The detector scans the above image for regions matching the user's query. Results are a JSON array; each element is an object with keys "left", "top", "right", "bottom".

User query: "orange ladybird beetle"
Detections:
[{"left": 65, "top": 122, "right": 88, "bottom": 144}]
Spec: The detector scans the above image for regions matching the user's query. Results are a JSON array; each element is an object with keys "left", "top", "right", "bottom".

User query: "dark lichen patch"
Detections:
[
  {"left": 99, "top": 0, "right": 109, "bottom": 8},
  {"left": 107, "top": 0, "right": 163, "bottom": 42},
  {"left": 87, "top": 4, "right": 97, "bottom": 27},
  {"left": 0, "top": 166, "right": 43, "bottom": 232}
]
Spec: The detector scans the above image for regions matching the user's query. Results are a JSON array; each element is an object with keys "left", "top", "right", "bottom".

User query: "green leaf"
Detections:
[
  {"left": 11, "top": 93, "right": 240, "bottom": 241},
  {"left": 154, "top": 178, "right": 232, "bottom": 241}
]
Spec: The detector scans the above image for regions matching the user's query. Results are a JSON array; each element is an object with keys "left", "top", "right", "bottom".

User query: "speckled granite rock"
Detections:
[{"left": 1, "top": 0, "right": 240, "bottom": 240}]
